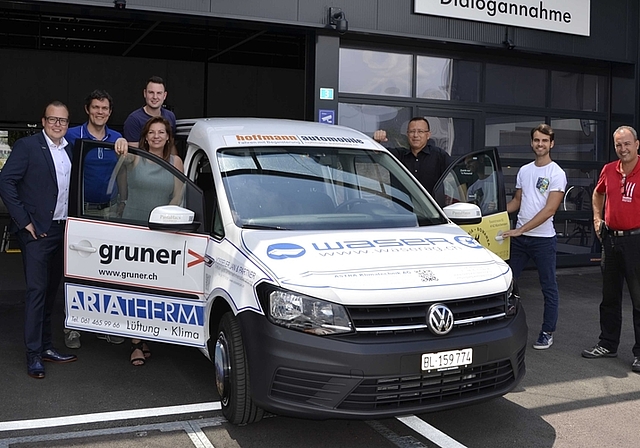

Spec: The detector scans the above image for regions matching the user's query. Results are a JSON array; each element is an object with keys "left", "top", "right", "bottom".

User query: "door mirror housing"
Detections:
[
  {"left": 443, "top": 202, "right": 482, "bottom": 225},
  {"left": 148, "top": 205, "right": 200, "bottom": 232}
]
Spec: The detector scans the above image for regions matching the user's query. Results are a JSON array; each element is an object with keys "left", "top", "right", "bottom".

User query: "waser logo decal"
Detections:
[
  {"left": 267, "top": 237, "right": 484, "bottom": 259},
  {"left": 267, "top": 243, "right": 306, "bottom": 259}
]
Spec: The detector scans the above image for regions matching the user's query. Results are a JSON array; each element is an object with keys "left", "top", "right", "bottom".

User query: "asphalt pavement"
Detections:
[{"left": 1, "top": 243, "right": 640, "bottom": 447}]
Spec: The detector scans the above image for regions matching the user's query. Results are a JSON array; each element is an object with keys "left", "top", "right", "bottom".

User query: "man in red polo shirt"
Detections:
[{"left": 582, "top": 125, "right": 640, "bottom": 373}]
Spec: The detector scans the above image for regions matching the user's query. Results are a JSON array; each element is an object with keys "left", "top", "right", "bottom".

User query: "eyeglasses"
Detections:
[
  {"left": 407, "top": 130, "right": 430, "bottom": 135},
  {"left": 45, "top": 116, "right": 69, "bottom": 126},
  {"left": 621, "top": 175, "right": 627, "bottom": 195}
]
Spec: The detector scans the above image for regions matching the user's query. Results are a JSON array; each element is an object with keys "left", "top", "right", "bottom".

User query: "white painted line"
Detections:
[
  {"left": 184, "top": 420, "right": 216, "bottom": 448},
  {"left": 0, "top": 418, "right": 226, "bottom": 448},
  {"left": 366, "top": 420, "right": 427, "bottom": 447},
  {"left": 396, "top": 415, "right": 468, "bottom": 448},
  {"left": 0, "top": 402, "right": 222, "bottom": 432}
]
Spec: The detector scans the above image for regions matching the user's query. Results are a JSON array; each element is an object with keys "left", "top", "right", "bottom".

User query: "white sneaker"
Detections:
[{"left": 64, "top": 330, "right": 81, "bottom": 349}]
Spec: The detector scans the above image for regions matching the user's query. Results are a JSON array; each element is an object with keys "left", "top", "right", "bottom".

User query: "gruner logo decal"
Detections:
[{"left": 267, "top": 243, "right": 306, "bottom": 260}]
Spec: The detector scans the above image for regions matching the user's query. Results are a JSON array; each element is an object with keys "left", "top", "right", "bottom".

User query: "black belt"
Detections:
[
  {"left": 52, "top": 219, "right": 66, "bottom": 225},
  {"left": 85, "top": 199, "right": 117, "bottom": 210},
  {"left": 608, "top": 228, "right": 640, "bottom": 237}
]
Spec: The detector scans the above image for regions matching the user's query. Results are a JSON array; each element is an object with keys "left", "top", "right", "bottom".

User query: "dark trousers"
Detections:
[
  {"left": 16, "top": 222, "right": 65, "bottom": 356},
  {"left": 508, "top": 235, "right": 559, "bottom": 333},
  {"left": 599, "top": 233, "right": 640, "bottom": 356}
]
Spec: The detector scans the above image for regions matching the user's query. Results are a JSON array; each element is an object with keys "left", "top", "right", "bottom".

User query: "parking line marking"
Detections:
[
  {"left": 0, "top": 418, "right": 226, "bottom": 448},
  {"left": 366, "top": 420, "right": 427, "bottom": 447},
  {"left": 184, "top": 420, "right": 216, "bottom": 448},
  {"left": 0, "top": 402, "right": 222, "bottom": 432},
  {"left": 396, "top": 415, "right": 468, "bottom": 448}
]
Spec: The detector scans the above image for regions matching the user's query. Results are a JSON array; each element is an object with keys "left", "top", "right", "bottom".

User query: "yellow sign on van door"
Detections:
[{"left": 459, "top": 210, "right": 511, "bottom": 260}]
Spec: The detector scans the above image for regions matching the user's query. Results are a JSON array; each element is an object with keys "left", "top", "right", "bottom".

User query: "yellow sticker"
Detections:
[{"left": 459, "top": 211, "right": 511, "bottom": 260}]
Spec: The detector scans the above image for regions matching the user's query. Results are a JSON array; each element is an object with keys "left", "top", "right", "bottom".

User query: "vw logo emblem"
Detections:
[{"left": 427, "top": 303, "right": 454, "bottom": 336}]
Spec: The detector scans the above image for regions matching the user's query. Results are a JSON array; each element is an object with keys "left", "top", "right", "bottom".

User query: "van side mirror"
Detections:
[
  {"left": 443, "top": 202, "right": 482, "bottom": 225},
  {"left": 148, "top": 205, "right": 201, "bottom": 232}
]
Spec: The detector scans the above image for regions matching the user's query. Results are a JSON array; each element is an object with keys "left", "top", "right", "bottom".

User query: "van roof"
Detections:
[{"left": 176, "top": 117, "right": 383, "bottom": 151}]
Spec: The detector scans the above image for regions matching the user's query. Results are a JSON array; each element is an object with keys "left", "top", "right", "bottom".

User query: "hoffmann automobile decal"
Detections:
[{"left": 224, "top": 134, "right": 376, "bottom": 148}]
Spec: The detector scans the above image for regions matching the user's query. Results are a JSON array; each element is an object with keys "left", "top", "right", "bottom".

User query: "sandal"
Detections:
[
  {"left": 142, "top": 342, "right": 151, "bottom": 359},
  {"left": 130, "top": 341, "right": 146, "bottom": 366}
]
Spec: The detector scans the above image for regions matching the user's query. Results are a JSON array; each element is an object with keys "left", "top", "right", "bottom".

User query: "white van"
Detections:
[{"left": 65, "top": 118, "right": 526, "bottom": 424}]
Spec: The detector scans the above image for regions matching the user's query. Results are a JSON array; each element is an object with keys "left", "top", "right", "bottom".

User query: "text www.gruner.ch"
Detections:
[{"left": 98, "top": 269, "right": 158, "bottom": 281}]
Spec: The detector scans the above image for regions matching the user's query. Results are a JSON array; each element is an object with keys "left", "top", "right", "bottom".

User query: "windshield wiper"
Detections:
[{"left": 241, "top": 224, "right": 288, "bottom": 230}]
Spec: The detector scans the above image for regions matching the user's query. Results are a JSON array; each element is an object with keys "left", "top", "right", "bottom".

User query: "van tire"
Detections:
[{"left": 214, "top": 312, "right": 264, "bottom": 425}]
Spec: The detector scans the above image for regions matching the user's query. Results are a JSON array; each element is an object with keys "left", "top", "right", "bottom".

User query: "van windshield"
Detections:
[{"left": 218, "top": 146, "right": 447, "bottom": 230}]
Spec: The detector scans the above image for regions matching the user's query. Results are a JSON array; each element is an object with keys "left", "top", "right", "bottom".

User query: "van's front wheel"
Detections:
[{"left": 214, "top": 312, "right": 264, "bottom": 424}]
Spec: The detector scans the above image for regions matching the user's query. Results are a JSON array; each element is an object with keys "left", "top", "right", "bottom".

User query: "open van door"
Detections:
[
  {"left": 433, "top": 147, "right": 511, "bottom": 260},
  {"left": 63, "top": 139, "right": 210, "bottom": 347}
]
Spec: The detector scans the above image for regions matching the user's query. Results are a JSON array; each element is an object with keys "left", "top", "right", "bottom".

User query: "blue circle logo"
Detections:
[
  {"left": 267, "top": 243, "right": 306, "bottom": 260},
  {"left": 454, "top": 235, "right": 484, "bottom": 249}
]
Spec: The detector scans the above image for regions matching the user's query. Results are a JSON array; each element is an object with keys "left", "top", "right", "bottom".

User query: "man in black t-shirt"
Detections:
[{"left": 373, "top": 117, "right": 452, "bottom": 194}]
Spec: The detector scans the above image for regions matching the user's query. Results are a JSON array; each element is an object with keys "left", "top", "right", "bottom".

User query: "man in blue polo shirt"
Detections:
[
  {"left": 66, "top": 89, "right": 126, "bottom": 218},
  {"left": 65, "top": 89, "right": 126, "bottom": 348}
]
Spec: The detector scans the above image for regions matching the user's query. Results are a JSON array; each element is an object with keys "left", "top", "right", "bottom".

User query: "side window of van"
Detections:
[
  {"left": 434, "top": 149, "right": 502, "bottom": 216},
  {"left": 75, "top": 140, "right": 205, "bottom": 230},
  {"left": 192, "top": 152, "right": 224, "bottom": 238}
]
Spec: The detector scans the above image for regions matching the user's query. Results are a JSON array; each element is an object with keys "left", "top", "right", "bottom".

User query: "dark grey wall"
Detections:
[
  {"left": 35, "top": 0, "right": 639, "bottom": 64},
  {"left": 0, "top": 48, "right": 304, "bottom": 127}
]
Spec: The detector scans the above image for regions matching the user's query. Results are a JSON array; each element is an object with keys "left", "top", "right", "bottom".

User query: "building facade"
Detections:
[{"left": 0, "top": 0, "right": 637, "bottom": 265}]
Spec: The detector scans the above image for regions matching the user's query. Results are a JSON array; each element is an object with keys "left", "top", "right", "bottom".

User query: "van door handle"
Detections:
[{"left": 69, "top": 244, "right": 97, "bottom": 253}]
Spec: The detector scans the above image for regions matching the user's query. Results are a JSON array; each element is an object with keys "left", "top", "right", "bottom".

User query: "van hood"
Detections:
[{"left": 241, "top": 225, "right": 511, "bottom": 299}]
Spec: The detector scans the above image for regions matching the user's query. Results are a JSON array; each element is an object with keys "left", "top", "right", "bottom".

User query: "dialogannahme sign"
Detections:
[{"left": 414, "top": 0, "right": 591, "bottom": 36}]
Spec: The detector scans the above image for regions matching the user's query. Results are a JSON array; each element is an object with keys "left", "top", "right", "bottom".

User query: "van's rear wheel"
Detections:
[{"left": 214, "top": 312, "right": 264, "bottom": 424}]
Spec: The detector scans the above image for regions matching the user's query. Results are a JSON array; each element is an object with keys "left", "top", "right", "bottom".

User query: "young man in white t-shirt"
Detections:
[{"left": 502, "top": 124, "right": 567, "bottom": 350}]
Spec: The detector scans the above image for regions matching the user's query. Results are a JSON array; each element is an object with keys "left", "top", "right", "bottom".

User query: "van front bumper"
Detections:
[{"left": 238, "top": 306, "right": 527, "bottom": 420}]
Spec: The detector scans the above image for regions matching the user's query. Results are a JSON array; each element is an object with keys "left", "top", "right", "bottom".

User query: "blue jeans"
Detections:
[{"left": 509, "top": 235, "right": 559, "bottom": 333}]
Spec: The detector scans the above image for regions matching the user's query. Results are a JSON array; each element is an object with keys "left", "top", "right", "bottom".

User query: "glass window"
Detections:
[
  {"left": 0, "top": 130, "right": 9, "bottom": 170},
  {"left": 485, "top": 114, "right": 545, "bottom": 158},
  {"left": 416, "top": 56, "right": 452, "bottom": 100},
  {"left": 76, "top": 141, "right": 197, "bottom": 227},
  {"left": 338, "top": 103, "right": 412, "bottom": 145},
  {"left": 339, "top": 49, "right": 412, "bottom": 97},
  {"left": 551, "top": 72, "right": 605, "bottom": 112},
  {"left": 417, "top": 58, "right": 481, "bottom": 102},
  {"left": 416, "top": 110, "right": 474, "bottom": 157},
  {"left": 611, "top": 76, "right": 634, "bottom": 115},
  {"left": 450, "top": 60, "right": 482, "bottom": 102},
  {"left": 218, "top": 147, "right": 447, "bottom": 231},
  {"left": 485, "top": 64, "right": 546, "bottom": 107},
  {"left": 434, "top": 150, "right": 502, "bottom": 215},
  {"left": 550, "top": 118, "right": 605, "bottom": 162}
]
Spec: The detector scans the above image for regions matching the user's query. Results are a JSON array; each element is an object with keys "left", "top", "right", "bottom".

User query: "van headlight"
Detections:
[
  {"left": 268, "top": 290, "right": 353, "bottom": 335},
  {"left": 506, "top": 280, "right": 520, "bottom": 317}
]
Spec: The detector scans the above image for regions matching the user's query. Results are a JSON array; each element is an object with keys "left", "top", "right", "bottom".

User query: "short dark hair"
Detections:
[
  {"left": 84, "top": 89, "right": 113, "bottom": 110},
  {"left": 145, "top": 76, "right": 166, "bottom": 90},
  {"left": 408, "top": 117, "right": 430, "bottom": 131},
  {"left": 42, "top": 100, "right": 69, "bottom": 118},
  {"left": 531, "top": 123, "right": 554, "bottom": 142}
]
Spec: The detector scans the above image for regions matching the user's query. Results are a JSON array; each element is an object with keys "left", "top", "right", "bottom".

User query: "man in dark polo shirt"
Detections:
[{"left": 373, "top": 117, "right": 452, "bottom": 194}]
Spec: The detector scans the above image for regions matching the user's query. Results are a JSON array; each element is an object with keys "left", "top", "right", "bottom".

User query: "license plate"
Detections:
[{"left": 422, "top": 348, "right": 473, "bottom": 371}]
